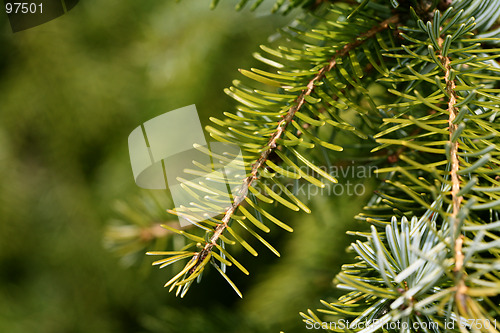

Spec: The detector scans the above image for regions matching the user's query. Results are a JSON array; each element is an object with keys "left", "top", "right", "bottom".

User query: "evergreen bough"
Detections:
[{"left": 106, "top": 0, "right": 500, "bottom": 331}]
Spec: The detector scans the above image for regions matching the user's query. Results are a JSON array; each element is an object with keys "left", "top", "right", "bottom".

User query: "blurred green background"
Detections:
[{"left": 0, "top": 1, "right": 372, "bottom": 332}]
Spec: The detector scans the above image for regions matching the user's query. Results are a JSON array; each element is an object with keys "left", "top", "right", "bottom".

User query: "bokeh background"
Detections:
[{"left": 0, "top": 1, "right": 375, "bottom": 332}]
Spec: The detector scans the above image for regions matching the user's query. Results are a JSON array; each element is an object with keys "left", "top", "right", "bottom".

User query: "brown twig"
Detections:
[{"left": 189, "top": 14, "right": 400, "bottom": 274}]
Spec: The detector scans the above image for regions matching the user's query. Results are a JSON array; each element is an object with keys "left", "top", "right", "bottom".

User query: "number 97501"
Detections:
[{"left": 6, "top": 2, "right": 43, "bottom": 14}]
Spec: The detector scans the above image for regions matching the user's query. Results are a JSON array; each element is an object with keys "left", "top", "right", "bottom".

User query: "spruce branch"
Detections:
[
  {"left": 187, "top": 13, "right": 401, "bottom": 276},
  {"left": 438, "top": 35, "right": 468, "bottom": 315},
  {"left": 304, "top": 3, "right": 500, "bottom": 329}
]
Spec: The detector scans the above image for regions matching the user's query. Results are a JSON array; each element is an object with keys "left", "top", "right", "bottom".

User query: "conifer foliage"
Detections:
[{"left": 106, "top": 0, "right": 500, "bottom": 330}]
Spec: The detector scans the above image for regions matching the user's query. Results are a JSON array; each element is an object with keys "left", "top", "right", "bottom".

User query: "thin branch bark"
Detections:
[{"left": 440, "top": 38, "right": 467, "bottom": 313}]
